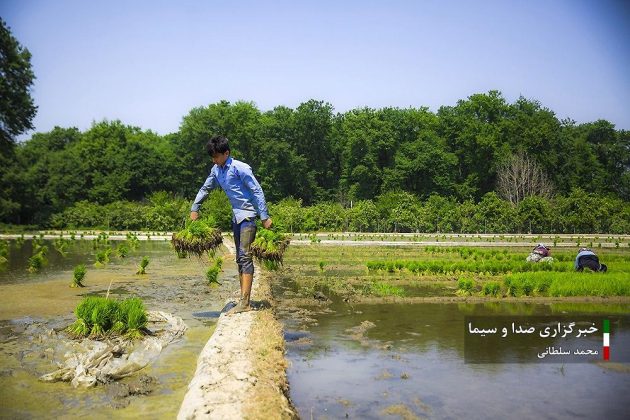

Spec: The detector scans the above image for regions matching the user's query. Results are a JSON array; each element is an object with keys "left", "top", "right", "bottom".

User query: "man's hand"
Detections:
[
  {"left": 190, "top": 211, "right": 199, "bottom": 221},
  {"left": 262, "top": 218, "right": 272, "bottom": 229}
]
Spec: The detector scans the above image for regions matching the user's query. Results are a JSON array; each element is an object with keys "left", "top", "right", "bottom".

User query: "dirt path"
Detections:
[{"left": 177, "top": 239, "right": 294, "bottom": 420}]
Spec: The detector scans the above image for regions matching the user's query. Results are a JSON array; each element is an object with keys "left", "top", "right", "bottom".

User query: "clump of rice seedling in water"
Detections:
[
  {"left": 68, "top": 296, "right": 148, "bottom": 340},
  {"left": 0, "top": 241, "right": 8, "bottom": 266},
  {"left": 28, "top": 251, "right": 47, "bottom": 273},
  {"left": 122, "top": 298, "right": 147, "bottom": 339},
  {"left": 456, "top": 277, "right": 475, "bottom": 296},
  {"left": 117, "top": 244, "right": 129, "bottom": 258},
  {"left": 136, "top": 256, "right": 149, "bottom": 274},
  {"left": 54, "top": 238, "right": 69, "bottom": 256},
  {"left": 171, "top": 219, "right": 223, "bottom": 257},
  {"left": 33, "top": 242, "right": 48, "bottom": 256},
  {"left": 365, "top": 281, "right": 406, "bottom": 297},
  {"left": 68, "top": 296, "right": 100, "bottom": 337},
  {"left": 481, "top": 281, "right": 501, "bottom": 297},
  {"left": 251, "top": 228, "right": 290, "bottom": 270},
  {"left": 70, "top": 264, "right": 87, "bottom": 287},
  {"left": 89, "top": 298, "right": 112, "bottom": 337},
  {"left": 205, "top": 257, "right": 223, "bottom": 286},
  {"left": 94, "top": 248, "right": 112, "bottom": 267},
  {"left": 126, "top": 233, "right": 140, "bottom": 250}
]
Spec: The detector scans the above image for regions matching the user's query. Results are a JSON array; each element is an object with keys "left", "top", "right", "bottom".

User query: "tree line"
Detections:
[
  {"left": 47, "top": 189, "right": 629, "bottom": 234},
  {"left": 1, "top": 91, "right": 628, "bottom": 233}
]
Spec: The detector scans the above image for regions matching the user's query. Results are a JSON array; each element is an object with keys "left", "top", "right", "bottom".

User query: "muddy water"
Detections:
[
  {"left": 278, "top": 297, "right": 630, "bottom": 419},
  {"left": 0, "top": 239, "right": 237, "bottom": 418}
]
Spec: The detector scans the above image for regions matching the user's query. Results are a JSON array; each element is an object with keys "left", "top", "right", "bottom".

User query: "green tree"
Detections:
[
  {"left": 376, "top": 191, "right": 421, "bottom": 232},
  {"left": 291, "top": 100, "right": 336, "bottom": 201},
  {"left": 269, "top": 197, "right": 305, "bottom": 233},
  {"left": 347, "top": 200, "right": 379, "bottom": 232},
  {"left": 473, "top": 192, "right": 516, "bottom": 233},
  {"left": 0, "top": 18, "right": 37, "bottom": 148},
  {"left": 176, "top": 101, "right": 262, "bottom": 196},
  {"left": 336, "top": 108, "right": 395, "bottom": 200},
  {"left": 421, "top": 194, "right": 459, "bottom": 233},
  {"left": 383, "top": 131, "right": 457, "bottom": 198},
  {"left": 438, "top": 91, "right": 511, "bottom": 199},
  {"left": 0, "top": 19, "right": 37, "bottom": 222},
  {"left": 256, "top": 107, "right": 317, "bottom": 202},
  {"left": 516, "top": 195, "right": 552, "bottom": 233}
]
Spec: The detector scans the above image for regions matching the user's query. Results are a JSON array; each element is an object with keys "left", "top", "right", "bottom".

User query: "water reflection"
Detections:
[{"left": 281, "top": 301, "right": 630, "bottom": 419}]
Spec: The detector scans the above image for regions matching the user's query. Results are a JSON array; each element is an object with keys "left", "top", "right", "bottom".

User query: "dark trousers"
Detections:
[
  {"left": 232, "top": 218, "right": 257, "bottom": 275},
  {"left": 577, "top": 255, "right": 601, "bottom": 272}
]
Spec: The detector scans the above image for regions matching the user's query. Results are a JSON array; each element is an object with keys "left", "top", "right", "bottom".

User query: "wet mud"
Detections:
[{"left": 0, "top": 240, "right": 235, "bottom": 417}]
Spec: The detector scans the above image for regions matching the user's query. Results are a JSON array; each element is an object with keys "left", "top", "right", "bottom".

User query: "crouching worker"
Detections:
[
  {"left": 526, "top": 243, "right": 552, "bottom": 263},
  {"left": 190, "top": 135, "right": 272, "bottom": 315},
  {"left": 574, "top": 248, "right": 607, "bottom": 272}
]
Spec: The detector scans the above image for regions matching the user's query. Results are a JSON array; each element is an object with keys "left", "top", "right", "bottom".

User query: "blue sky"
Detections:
[{"left": 2, "top": 0, "right": 629, "bottom": 138}]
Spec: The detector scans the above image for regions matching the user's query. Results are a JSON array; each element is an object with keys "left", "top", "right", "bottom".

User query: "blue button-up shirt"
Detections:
[{"left": 191, "top": 157, "right": 269, "bottom": 224}]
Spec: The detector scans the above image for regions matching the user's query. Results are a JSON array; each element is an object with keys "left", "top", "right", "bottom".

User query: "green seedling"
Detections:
[
  {"left": 70, "top": 264, "right": 87, "bottom": 288},
  {"left": 136, "top": 256, "right": 149, "bottom": 274},
  {"left": 205, "top": 257, "right": 223, "bottom": 286},
  {"left": 117, "top": 244, "right": 129, "bottom": 258}
]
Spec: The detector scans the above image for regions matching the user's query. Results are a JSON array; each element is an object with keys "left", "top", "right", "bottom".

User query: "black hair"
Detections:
[{"left": 206, "top": 135, "right": 230, "bottom": 155}]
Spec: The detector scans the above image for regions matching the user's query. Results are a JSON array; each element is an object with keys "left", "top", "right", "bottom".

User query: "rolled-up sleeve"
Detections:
[
  {"left": 191, "top": 170, "right": 218, "bottom": 212},
  {"left": 239, "top": 165, "right": 269, "bottom": 220}
]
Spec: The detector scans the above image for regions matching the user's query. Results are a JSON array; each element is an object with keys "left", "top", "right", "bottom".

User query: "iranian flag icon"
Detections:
[{"left": 603, "top": 319, "right": 610, "bottom": 361}]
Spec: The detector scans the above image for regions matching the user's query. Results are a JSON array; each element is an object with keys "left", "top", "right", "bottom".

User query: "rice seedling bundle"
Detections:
[
  {"left": 136, "top": 256, "right": 149, "bottom": 274},
  {"left": 121, "top": 297, "right": 148, "bottom": 339},
  {"left": 70, "top": 264, "right": 87, "bottom": 288},
  {"left": 205, "top": 257, "right": 223, "bottom": 286},
  {"left": 28, "top": 252, "right": 46, "bottom": 273},
  {"left": 482, "top": 281, "right": 501, "bottom": 297},
  {"left": 0, "top": 241, "right": 8, "bottom": 265},
  {"left": 171, "top": 220, "right": 223, "bottom": 257},
  {"left": 117, "top": 244, "right": 129, "bottom": 258},
  {"left": 68, "top": 296, "right": 148, "bottom": 339},
  {"left": 250, "top": 228, "right": 290, "bottom": 267}
]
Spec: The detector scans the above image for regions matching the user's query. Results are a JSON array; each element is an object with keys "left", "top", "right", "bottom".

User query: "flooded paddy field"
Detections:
[
  {"left": 274, "top": 243, "right": 630, "bottom": 419},
  {"left": 0, "top": 237, "right": 235, "bottom": 418}
]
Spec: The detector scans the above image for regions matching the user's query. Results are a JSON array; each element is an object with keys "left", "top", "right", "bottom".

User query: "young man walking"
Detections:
[{"left": 190, "top": 135, "right": 272, "bottom": 315}]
